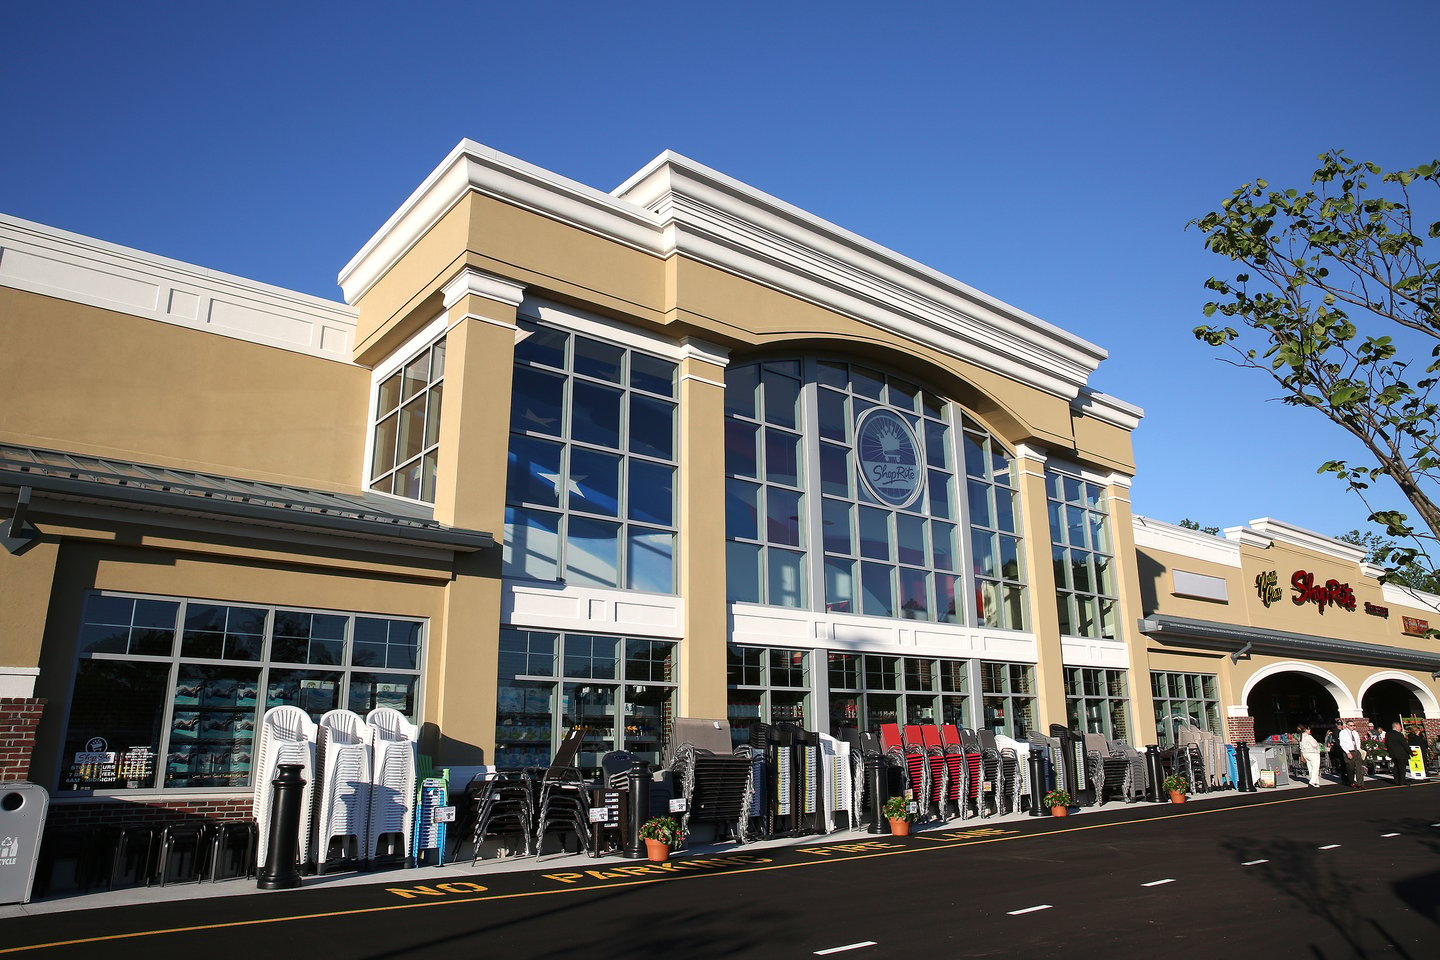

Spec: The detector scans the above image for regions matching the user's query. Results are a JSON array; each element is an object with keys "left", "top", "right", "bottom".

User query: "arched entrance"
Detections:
[
  {"left": 1247, "top": 672, "right": 1340, "bottom": 741},
  {"left": 1360, "top": 679, "right": 1426, "bottom": 728}
]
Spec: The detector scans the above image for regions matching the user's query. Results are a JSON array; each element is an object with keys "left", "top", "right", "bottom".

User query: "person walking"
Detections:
[
  {"left": 1340, "top": 720, "right": 1366, "bottom": 788},
  {"left": 1385, "top": 721, "right": 1412, "bottom": 786},
  {"left": 1327, "top": 719, "right": 1350, "bottom": 786},
  {"left": 1298, "top": 724, "right": 1324, "bottom": 787}
]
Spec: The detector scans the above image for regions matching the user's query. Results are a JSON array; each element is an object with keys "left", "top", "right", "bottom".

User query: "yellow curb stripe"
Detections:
[{"left": 3, "top": 782, "right": 1424, "bottom": 955}]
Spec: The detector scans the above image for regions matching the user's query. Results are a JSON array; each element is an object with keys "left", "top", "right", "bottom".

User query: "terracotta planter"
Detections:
[
  {"left": 1169, "top": 790, "right": 1187, "bottom": 804},
  {"left": 1051, "top": 805, "right": 1069, "bottom": 817},
  {"left": 889, "top": 818, "right": 911, "bottom": 836},
  {"left": 644, "top": 838, "right": 671, "bottom": 862}
]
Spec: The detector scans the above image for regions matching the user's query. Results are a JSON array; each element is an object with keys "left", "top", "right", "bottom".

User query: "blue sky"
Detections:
[{"left": 5, "top": 1, "right": 1437, "bottom": 543}]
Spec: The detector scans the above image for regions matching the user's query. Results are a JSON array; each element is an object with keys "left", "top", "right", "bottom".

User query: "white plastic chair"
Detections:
[
  {"left": 252, "top": 706, "right": 317, "bottom": 870},
  {"left": 366, "top": 707, "right": 418, "bottom": 866},
  {"left": 316, "top": 710, "right": 372, "bottom": 872}
]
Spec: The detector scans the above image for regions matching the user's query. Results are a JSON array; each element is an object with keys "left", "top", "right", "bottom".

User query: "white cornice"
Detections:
[
  {"left": 1380, "top": 582, "right": 1440, "bottom": 613},
  {"left": 1014, "top": 443, "right": 1048, "bottom": 463},
  {"left": 1223, "top": 525, "right": 1274, "bottom": 548},
  {"left": 339, "top": 141, "right": 664, "bottom": 303},
  {"left": 341, "top": 141, "right": 1134, "bottom": 408},
  {"left": 1244, "top": 517, "right": 1367, "bottom": 564},
  {"left": 679, "top": 336, "right": 730, "bottom": 367},
  {"left": 441, "top": 266, "right": 526, "bottom": 310},
  {"left": 0, "top": 213, "right": 357, "bottom": 362},
  {"left": 1133, "top": 515, "right": 1243, "bottom": 568},
  {"left": 1073, "top": 387, "right": 1145, "bottom": 430}
]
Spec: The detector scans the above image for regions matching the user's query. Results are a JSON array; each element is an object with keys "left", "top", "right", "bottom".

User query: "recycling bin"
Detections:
[{"left": 0, "top": 782, "right": 49, "bottom": 905}]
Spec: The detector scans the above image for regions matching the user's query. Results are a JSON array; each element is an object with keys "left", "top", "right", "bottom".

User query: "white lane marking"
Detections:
[
  {"left": 1007, "top": 905, "right": 1053, "bottom": 915},
  {"left": 1242, "top": 859, "right": 1269, "bottom": 866},
  {"left": 1142, "top": 878, "right": 1176, "bottom": 887},
  {"left": 1319, "top": 844, "right": 1341, "bottom": 850},
  {"left": 1381, "top": 832, "right": 1400, "bottom": 838},
  {"left": 815, "top": 942, "right": 878, "bottom": 955}
]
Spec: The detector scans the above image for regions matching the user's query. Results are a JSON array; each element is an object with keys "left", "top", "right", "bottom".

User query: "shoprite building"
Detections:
[{"left": 2, "top": 140, "right": 1438, "bottom": 827}]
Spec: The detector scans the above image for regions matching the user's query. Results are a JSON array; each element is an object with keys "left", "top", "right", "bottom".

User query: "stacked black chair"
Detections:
[
  {"left": 739, "top": 723, "right": 773, "bottom": 840},
  {"left": 1050, "top": 724, "right": 1093, "bottom": 806},
  {"left": 978, "top": 729, "right": 1020, "bottom": 814},
  {"left": 1027, "top": 730, "right": 1064, "bottom": 799},
  {"left": 465, "top": 769, "right": 536, "bottom": 861},
  {"left": 1083, "top": 733, "right": 1132, "bottom": 803},
  {"left": 1107, "top": 739, "right": 1148, "bottom": 802},
  {"left": 667, "top": 718, "right": 753, "bottom": 843},
  {"left": 959, "top": 728, "right": 996, "bottom": 818},
  {"left": 533, "top": 728, "right": 592, "bottom": 858}
]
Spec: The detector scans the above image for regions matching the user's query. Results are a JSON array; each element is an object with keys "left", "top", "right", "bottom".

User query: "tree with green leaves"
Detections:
[
  {"left": 1178, "top": 518, "right": 1221, "bottom": 536},
  {"left": 1192, "top": 150, "right": 1440, "bottom": 587},
  {"left": 1336, "top": 529, "right": 1440, "bottom": 593}
]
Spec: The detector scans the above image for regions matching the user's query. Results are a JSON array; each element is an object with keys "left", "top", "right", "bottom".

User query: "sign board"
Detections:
[
  {"left": 1403, "top": 616, "right": 1430, "bottom": 636},
  {"left": 1257, "top": 769, "right": 1276, "bottom": 788},
  {"left": 434, "top": 806, "right": 456, "bottom": 823},
  {"left": 668, "top": 798, "right": 688, "bottom": 813},
  {"left": 854, "top": 408, "right": 923, "bottom": 508},
  {"left": 1409, "top": 747, "right": 1427, "bottom": 779}
]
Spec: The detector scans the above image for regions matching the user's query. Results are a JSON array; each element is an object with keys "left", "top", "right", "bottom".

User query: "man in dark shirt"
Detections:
[{"left": 1385, "top": 721, "right": 1412, "bottom": 786}]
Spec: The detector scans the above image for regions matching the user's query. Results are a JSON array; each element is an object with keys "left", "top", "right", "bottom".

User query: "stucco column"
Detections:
[
  {"left": 1104, "top": 472, "right": 1158, "bottom": 744},
  {"left": 0, "top": 530, "right": 57, "bottom": 780},
  {"left": 426, "top": 267, "right": 523, "bottom": 764},
  {"left": 676, "top": 338, "right": 730, "bottom": 719},
  {"left": 1014, "top": 445, "right": 1066, "bottom": 730}
]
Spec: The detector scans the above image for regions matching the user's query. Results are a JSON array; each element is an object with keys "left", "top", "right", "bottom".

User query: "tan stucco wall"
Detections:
[{"left": 0, "top": 287, "right": 369, "bottom": 490}]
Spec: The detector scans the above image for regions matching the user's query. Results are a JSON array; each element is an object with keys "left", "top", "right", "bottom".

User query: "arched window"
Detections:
[{"left": 724, "top": 357, "right": 1026, "bottom": 628}]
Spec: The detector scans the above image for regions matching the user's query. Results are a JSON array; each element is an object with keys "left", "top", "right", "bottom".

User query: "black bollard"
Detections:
[
  {"left": 1145, "top": 746, "right": 1165, "bottom": 802},
  {"left": 865, "top": 754, "right": 889, "bottom": 834},
  {"left": 258, "top": 763, "right": 307, "bottom": 890},
  {"left": 1027, "top": 750, "right": 1047, "bottom": 816},
  {"left": 625, "top": 758, "right": 652, "bottom": 858},
  {"left": 1236, "top": 742, "right": 1256, "bottom": 792}
]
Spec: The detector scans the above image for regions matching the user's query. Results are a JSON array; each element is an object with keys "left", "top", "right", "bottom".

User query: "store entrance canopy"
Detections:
[{"left": 1138, "top": 613, "right": 1440, "bottom": 676}]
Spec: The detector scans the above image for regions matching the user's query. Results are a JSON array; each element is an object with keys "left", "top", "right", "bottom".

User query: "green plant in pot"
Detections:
[
  {"left": 882, "top": 795, "right": 915, "bottom": 835},
  {"left": 639, "top": 815, "right": 682, "bottom": 861},
  {"left": 1042, "top": 788, "right": 1072, "bottom": 816},
  {"left": 1161, "top": 774, "right": 1189, "bottom": 802}
]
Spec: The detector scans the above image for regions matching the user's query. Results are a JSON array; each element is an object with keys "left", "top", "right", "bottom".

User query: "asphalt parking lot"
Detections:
[{"left": 3, "top": 781, "right": 1436, "bottom": 958}]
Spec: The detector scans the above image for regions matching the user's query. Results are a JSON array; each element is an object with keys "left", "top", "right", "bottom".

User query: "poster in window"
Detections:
[
  {"left": 171, "top": 710, "right": 201, "bottom": 741},
  {"left": 174, "top": 679, "right": 202, "bottom": 706},
  {"left": 202, "top": 677, "right": 238, "bottom": 709}
]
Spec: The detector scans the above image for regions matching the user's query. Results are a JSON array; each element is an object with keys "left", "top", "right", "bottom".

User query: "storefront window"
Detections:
[
  {"left": 1151, "top": 671, "right": 1221, "bottom": 746},
  {"left": 1064, "top": 667, "right": 1130, "bottom": 740},
  {"left": 724, "top": 357, "right": 1025, "bottom": 626},
  {"left": 726, "top": 644, "right": 811, "bottom": 747},
  {"left": 496, "top": 628, "right": 677, "bottom": 772},
  {"left": 370, "top": 334, "right": 445, "bottom": 501},
  {"left": 1048, "top": 468, "right": 1118, "bottom": 639},
  {"left": 828, "top": 652, "right": 971, "bottom": 736},
  {"left": 60, "top": 593, "right": 424, "bottom": 792},
  {"left": 504, "top": 320, "right": 678, "bottom": 592},
  {"left": 980, "top": 660, "right": 1036, "bottom": 739}
]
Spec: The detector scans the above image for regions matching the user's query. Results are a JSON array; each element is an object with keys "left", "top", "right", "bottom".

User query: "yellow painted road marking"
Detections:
[{"left": 2, "top": 782, "right": 1427, "bottom": 955}]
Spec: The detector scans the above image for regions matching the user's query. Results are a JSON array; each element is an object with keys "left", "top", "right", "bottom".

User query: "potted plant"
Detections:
[
  {"left": 1042, "top": 789, "right": 1072, "bottom": 817},
  {"left": 882, "top": 795, "right": 915, "bottom": 836},
  {"left": 1162, "top": 774, "right": 1189, "bottom": 803},
  {"left": 638, "top": 815, "right": 682, "bottom": 862}
]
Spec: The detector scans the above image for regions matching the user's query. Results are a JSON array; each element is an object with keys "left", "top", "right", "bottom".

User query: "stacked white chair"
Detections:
[
  {"left": 252, "top": 706, "right": 317, "bottom": 870},
  {"left": 997, "top": 734, "right": 1031, "bottom": 810},
  {"left": 315, "top": 709, "right": 373, "bottom": 872},
  {"left": 366, "top": 707, "right": 418, "bottom": 867},
  {"left": 818, "top": 733, "right": 852, "bottom": 832}
]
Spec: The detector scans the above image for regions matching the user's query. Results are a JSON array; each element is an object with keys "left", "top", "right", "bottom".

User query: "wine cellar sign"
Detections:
[{"left": 1256, "top": 569, "right": 1356, "bottom": 615}]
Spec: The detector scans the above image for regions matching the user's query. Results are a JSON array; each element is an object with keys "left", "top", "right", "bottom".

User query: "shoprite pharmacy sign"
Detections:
[{"left": 855, "top": 408, "right": 923, "bottom": 508}]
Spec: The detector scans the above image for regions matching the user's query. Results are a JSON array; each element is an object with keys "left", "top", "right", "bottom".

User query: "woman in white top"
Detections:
[{"left": 1298, "top": 724, "right": 1323, "bottom": 787}]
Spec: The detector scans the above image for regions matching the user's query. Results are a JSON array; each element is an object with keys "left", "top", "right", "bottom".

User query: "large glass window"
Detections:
[
  {"left": 504, "top": 321, "right": 678, "bottom": 593},
  {"left": 1065, "top": 667, "right": 1130, "bottom": 740},
  {"left": 726, "top": 645, "right": 811, "bottom": 748},
  {"left": 979, "top": 661, "right": 1036, "bottom": 739},
  {"left": 370, "top": 336, "right": 446, "bottom": 502},
  {"left": 61, "top": 593, "right": 424, "bottom": 792},
  {"left": 1047, "top": 468, "right": 1117, "bottom": 639},
  {"left": 496, "top": 629, "right": 677, "bottom": 772},
  {"left": 724, "top": 357, "right": 1025, "bottom": 626},
  {"left": 1151, "top": 671, "right": 1221, "bottom": 747},
  {"left": 827, "top": 652, "right": 970, "bottom": 736}
]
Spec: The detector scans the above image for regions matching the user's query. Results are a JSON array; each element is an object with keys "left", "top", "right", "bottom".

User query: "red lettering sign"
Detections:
[
  {"left": 1290, "top": 570, "right": 1356, "bottom": 614},
  {"left": 1402, "top": 616, "right": 1430, "bottom": 636}
]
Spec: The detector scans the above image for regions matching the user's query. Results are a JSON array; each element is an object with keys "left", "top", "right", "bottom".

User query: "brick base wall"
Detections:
[
  {"left": 1226, "top": 715, "right": 1256, "bottom": 745},
  {"left": 0, "top": 697, "right": 46, "bottom": 781},
  {"left": 44, "top": 795, "right": 254, "bottom": 834}
]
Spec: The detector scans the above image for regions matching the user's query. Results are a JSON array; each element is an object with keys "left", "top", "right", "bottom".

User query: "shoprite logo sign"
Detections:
[{"left": 855, "top": 408, "right": 923, "bottom": 508}]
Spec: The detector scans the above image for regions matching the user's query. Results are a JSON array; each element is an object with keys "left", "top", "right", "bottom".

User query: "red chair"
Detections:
[
  {"left": 912, "top": 725, "right": 949, "bottom": 820},
  {"left": 880, "top": 723, "right": 928, "bottom": 816}
]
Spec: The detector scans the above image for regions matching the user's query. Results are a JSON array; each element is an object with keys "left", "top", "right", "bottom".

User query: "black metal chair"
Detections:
[{"left": 533, "top": 727, "right": 593, "bottom": 859}]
